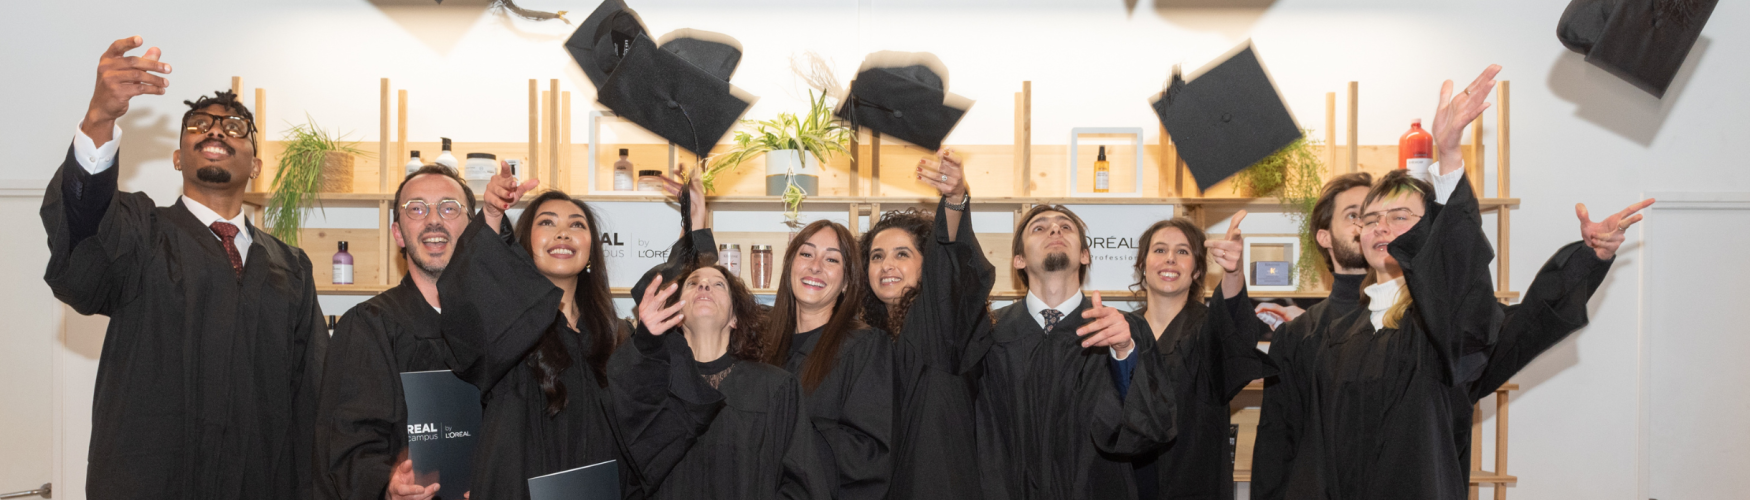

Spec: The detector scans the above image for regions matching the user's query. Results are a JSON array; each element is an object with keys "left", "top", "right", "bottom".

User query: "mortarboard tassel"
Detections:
[{"left": 495, "top": 0, "right": 570, "bottom": 23}]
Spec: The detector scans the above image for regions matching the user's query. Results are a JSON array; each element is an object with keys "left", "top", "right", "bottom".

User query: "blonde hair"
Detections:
[{"left": 1358, "top": 269, "right": 1414, "bottom": 329}]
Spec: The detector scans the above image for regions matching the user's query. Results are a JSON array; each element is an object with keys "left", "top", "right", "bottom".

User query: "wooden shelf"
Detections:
[
  {"left": 1230, "top": 470, "right": 1516, "bottom": 485},
  {"left": 313, "top": 283, "right": 1519, "bottom": 303},
  {"left": 245, "top": 192, "right": 1518, "bottom": 214},
  {"left": 316, "top": 284, "right": 394, "bottom": 295}
]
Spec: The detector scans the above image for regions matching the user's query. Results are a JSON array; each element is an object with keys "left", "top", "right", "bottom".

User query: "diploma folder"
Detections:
[
  {"left": 528, "top": 460, "right": 621, "bottom": 500},
  {"left": 400, "top": 370, "right": 483, "bottom": 498}
]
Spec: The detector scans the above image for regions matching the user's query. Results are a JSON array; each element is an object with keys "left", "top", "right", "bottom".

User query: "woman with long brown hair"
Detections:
[
  {"left": 760, "top": 220, "right": 892, "bottom": 500},
  {"left": 609, "top": 173, "right": 831, "bottom": 499},
  {"left": 1120, "top": 217, "right": 1272, "bottom": 500}
]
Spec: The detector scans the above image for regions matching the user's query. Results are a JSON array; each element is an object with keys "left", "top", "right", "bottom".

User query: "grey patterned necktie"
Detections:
[{"left": 1042, "top": 309, "right": 1064, "bottom": 333}]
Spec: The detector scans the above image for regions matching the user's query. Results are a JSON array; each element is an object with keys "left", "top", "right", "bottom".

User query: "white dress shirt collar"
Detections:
[
  {"left": 182, "top": 195, "right": 253, "bottom": 266},
  {"left": 1025, "top": 290, "right": 1085, "bottom": 330}
]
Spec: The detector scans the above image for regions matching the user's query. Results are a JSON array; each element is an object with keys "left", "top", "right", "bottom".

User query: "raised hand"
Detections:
[
  {"left": 1432, "top": 64, "right": 1501, "bottom": 176},
  {"left": 637, "top": 275, "right": 686, "bottom": 336},
  {"left": 1577, "top": 198, "right": 1654, "bottom": 260},
  {"left": 84, "top": 36, "right": 173, "bottom": 144},
  {"left": 385, "top": 458, "right": 439, "bottom": 500},
  {"left": 1076, "top": 291, "right": 1136, "bottom": 357},
  {"left": 1207, "top": 210, "right": 1248, "bottom": 298},
  {"left": 662, "top": 164, "right": 709, "bottom": 231},
  {"left": 482, "top": 160, "right": 539, "bottom": 230},
  {"left": 917, "top": 148, "right": 969, "bottom": 202}
]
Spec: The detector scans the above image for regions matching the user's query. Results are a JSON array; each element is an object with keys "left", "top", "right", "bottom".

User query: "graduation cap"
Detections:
[
  {"left": 1557, "top": 0, "right": 1717, "bottom": 98},
  {"left": 1150, "top": 42, "right": 1301, "bottom": 192},
  {"left": 595, "top": 31, "right": 758, "bottom": 157},
  {"left": 564, "top": 0, "right": 648, "bottom": 89},
  {"left": 835, "top": 51, "right": 974, "bottom": 151}
]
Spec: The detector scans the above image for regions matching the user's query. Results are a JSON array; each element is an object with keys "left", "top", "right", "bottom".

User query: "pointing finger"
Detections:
[
  {"left": 1227, "top": 210, "right": 1248, "bottom": 240},
  {"left": 1616, "top": 198, "right": 1656, "bottom": 219},
  {"left": 1091, "top": 290, "right": 1104, "bottom": 311}
]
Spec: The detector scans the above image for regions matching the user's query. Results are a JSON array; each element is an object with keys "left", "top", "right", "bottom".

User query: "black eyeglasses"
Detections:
[
  {"left": 183, "top": 111, "right": 256, "bottom": 139},
  {"left": 401, "top": 200, "right": 467, "bottom": 220}
]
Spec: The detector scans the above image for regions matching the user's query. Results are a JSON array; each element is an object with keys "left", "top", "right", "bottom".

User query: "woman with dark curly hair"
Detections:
[
  {"left": 610, "top": 174, "right": 831, "bottom": 500},
  {"left": 861, "top": 149, "right": 994, "bottom": 500}
]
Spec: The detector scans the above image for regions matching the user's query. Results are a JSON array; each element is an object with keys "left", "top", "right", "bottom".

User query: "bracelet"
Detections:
[{"left": 943, "top": 192, "right": 971, "bottom": 211}]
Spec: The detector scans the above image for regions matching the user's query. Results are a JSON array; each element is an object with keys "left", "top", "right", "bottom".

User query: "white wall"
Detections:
[{"left": 2, "top": 1, "right": 1744, "bottom": 498}]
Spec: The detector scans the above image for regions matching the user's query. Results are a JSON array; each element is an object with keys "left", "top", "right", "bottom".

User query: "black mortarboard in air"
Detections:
[
  {"left": 1558, "top": 0, "right": 1717, "bottom": 98},
  {"left": 1150, "top": 42, "right": 1301, "bottom": 192},
  {"left": 835, "top": 52, "right": 974, "bottom": 151},
  {"left": 564, "top": 0, "right": 648, "bottom": 90},
  {"left": 595, "top": 31, "right": 758, "bottom": 157}
]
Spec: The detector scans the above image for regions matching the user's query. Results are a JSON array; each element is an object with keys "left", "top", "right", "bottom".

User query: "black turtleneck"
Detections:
[{"left": 1326, "top": 272, "right": 1366, "bottom": 312}]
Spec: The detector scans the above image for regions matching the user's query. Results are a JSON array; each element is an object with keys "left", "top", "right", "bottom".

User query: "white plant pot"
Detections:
[{"left": 764, "top": 149, "right": 821, "bottom": 196}]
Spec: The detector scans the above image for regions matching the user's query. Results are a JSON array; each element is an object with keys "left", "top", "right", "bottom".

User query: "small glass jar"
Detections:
[
  {"left": 751, "top": 244, "right": 774, "bottom": 289},
  {"left": 464, "top": 152, "right": 497, "bottom": 194},
  {"left": 718, "top": 243, "right": 742, "bottom": 279},
  {"left": 636, "top": 170, "right": 665, "bottom": 192}
]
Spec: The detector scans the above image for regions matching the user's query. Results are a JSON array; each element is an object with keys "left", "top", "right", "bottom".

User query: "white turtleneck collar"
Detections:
[{"left": 1364, "top": 277, "right": 1406, "bottom": 331}]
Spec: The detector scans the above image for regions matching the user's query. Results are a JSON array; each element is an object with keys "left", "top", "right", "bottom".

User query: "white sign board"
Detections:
[
  {"left": 584, "top": 201, "right": 684, "bottom": 288},
  {"left": 1062, "top": 204, "right": 1178, "bottom": 292}
]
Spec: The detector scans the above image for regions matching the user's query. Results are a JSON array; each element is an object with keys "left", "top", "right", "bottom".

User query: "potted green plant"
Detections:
[
  {"left": 1231, "top": 132, "right": 1325, "bottom": 289},
  {"left": 703, "top": 90, "right": 851, "bottom": 221},
  {"left": 264, "top": 116, "right": 367, "bottom": 246}
]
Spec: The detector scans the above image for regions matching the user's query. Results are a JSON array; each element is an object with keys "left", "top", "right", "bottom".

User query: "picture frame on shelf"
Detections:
[
  {"left": 1067, "top": 127, "right": 1146, "bottom": 198},
  {"left": 1242, "top": 235, "right": 1300, "bottom": 292}
]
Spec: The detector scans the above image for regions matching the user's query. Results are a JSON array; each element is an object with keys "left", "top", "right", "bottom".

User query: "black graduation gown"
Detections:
[
  {"left": 1299, "top": 177, "right": 1612, "bottom": 500},
  {"left": 977, "top": 299, "right": 1178, "bottom": 500},
  {"left": 889, "top": 203, "right": 994, "bottom": 500},
  {"left": 781, "top": 327, "right": 894, "bottom": 500},
  {"left": 40, "top": 145, "right": 327, "bottom": 500},
  {"left": 609, "top": 328, "right": 832, "bottom": 500},
  {"left": 1131, "top": 289, "right": 1276, "bottom": 500},
  {"left": 437, "top": 214, "right": 624, "bottom": 500},
  {"left": 1249, "top": 272, "right": 1364, "bottom": 500},
  {"left": 316, "top": 275, "right": 455, "bottom": 500}
]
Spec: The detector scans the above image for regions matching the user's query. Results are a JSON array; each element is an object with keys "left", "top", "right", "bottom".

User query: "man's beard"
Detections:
[
  {"left": 1332, "top": 233, "right": 1368, "bottom": 269},
  {"left": 196, "top": 166, "right": 233, "bottom": 184},
  {"left": 1043, "top": 252, "right": 1072, "bottom": 272},
  {"left": 406, "top": 225, "right": 452, "bottom": 278}
]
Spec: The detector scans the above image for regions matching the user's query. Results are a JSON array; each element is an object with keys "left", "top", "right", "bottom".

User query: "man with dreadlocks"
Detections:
[{"left": 41, "top": 37, "right": 326, "bottom": 500}]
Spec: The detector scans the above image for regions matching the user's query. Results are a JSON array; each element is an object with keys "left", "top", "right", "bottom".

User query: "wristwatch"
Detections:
[{"left": 943, "top": 192, "right": 971, "bottom": 211}]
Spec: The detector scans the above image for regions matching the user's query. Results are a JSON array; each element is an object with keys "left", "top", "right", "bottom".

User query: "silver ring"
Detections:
[{"left": 940, "top": 174, "right": 947, "bottom": 182}]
